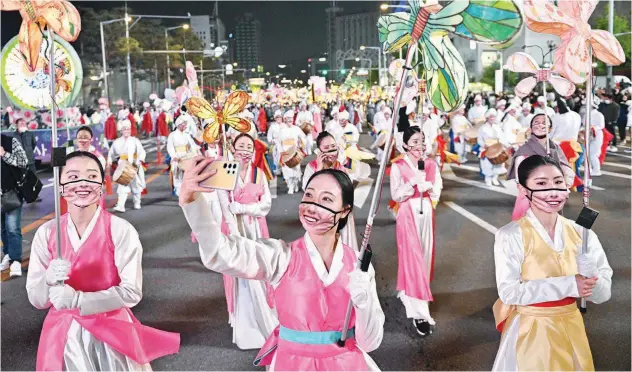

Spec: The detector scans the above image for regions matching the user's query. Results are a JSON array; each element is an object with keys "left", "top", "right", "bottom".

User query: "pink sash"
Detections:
[
  {"left": 38, "top": 212, "right": 179, "bottom": 371},
  {"left": 394, "top": 158, "right": 435, "bottom": 301}
]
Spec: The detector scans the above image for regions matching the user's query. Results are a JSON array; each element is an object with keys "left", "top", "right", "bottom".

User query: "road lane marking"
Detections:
[
  {"left": 603, "top": 161, "right": 632, "bottom": 170},
  {"left": 444, "top": 201, "right": 498, "bottom": 235},
  {"left": 607, "top": 152, "right": 632, "bottom": 159}
]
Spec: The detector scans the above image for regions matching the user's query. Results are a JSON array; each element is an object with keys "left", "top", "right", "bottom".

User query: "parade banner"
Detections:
[{"left": 25, "top": 124, "right": 107, "bottom": 163}]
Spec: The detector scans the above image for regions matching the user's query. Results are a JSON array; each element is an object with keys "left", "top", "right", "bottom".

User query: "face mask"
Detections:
[
  {"left": 18, "top": 127, "right": 27, "bottom": 133},
  {"left": 404, "top": 143, "right": 424, "bottom": 158},
  {"left": 604, "top": 100, "right": 611, "bottom": 104},
  {"left": 300, "top": 201, "right": 346, "bottom": 232},
  {"left": 60, "top": 179, "right": 103, "bottom": 208},
  {"left": 521, "top": 185, "right": 569, "bottom": 213},
  {"left": 234, "top": 150, "right": 253, "bottom": 164}
]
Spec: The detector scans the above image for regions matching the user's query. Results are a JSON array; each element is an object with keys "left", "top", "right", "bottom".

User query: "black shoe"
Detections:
[
  {"left": 413, "top": 319, "right": 432, "bottom": 336},
  {"left": 36, "top": 197, "right": 42, "bottom": 202}
]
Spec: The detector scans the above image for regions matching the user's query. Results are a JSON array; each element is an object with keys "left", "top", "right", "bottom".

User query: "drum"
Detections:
[
  {"left": 373, "top": 131, "right": 388, "bottom": 150},
  {"left": 514, "top": 129, "right": 528, "bottom": 145},
  {"left": 464, "top": 128, "right": 478, "bottom": 145},
  {"left": 486, "top": 143, "right": 510, "bottom": 165},
  {"left": 300, "top": 122, "right": 313, "bottom": 135},
  {"left": 113, "top": 162, "right": 138, "bottom": 185},
  {"left": 281, "top": 147, "right": 304, "bottom": 168}
]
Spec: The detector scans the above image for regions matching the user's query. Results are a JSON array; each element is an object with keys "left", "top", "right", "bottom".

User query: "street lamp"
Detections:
[
  {"left": 319, "top": 57, "right": 327, "bottom": 62},
  {"left": 266, "top": 72, "right": 270, "bottom": 76},
  {"left": 359, "top": 45, "right": 385, "bottom": 86},
  {"left": 165, "top": 24, "right": 190, "bottom": 89},
  {"left": 278, "top": 64, "right": 287, "bottom": 69},
  {"left": 380, "top": 3, "right": 410, "bottom": 10},
  {"left": 233, "top": 62, "right": 238, "bottom": 66},
  {"left": 300, "top": 70, "right": 306, "bottom": 74}
]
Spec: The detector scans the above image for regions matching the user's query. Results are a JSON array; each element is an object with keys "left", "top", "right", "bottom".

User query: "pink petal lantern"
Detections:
[
  {"left": 41, "top": 112, "right": 52, "bottom": 125},
  {"left": 23, "top": 110, "right": 34, "bottom": 120},
  {"left": 56, "top": 109, "right": 65, "bottom": 118},
  {"left": 57, "top": 121, "right": 64, "bottom": 128},
  {"left": 28, "top": 121, "right": 39, "bottom": 130}
]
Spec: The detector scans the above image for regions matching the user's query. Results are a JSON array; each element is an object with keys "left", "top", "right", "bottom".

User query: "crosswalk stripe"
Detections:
[
  {"left": 603, "top": 161, "right": 632, "bottom": 170},
  {"left": 444, "top": 201, "right": 498, "bottom": 234}
]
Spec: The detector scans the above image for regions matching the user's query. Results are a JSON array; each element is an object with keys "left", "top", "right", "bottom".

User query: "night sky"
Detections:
[{"left": 0, "top": 1, "right": 377, "bottom": 69}]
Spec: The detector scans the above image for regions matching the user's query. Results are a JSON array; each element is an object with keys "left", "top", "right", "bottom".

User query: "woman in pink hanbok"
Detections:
[
  {"left": 390, "top": 126, "right": 442, "bottom": 336},
  {"left": 217, "top": 133, "right": 279, "bottom": 350},
  {"left": 302, "top": 131, "right": 359, "bottom": 251},
  {"left": 180, "top": 158, "right": 384, "bottom": 371},
  {"left": 26, "top": 151, "right": 179, "bottom": 371}
]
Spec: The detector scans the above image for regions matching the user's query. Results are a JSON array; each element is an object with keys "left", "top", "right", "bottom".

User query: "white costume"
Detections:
[
  {"left": 325, "top": 115, "right": 345, "bottom": 145},
  {"left": 373, "top": 108, "right": 392, "bottom": 163},
  {"left": 340, "top": 111, "right": 359, "bottom": 146},
  {"left": 450, "top": 111, "right": 471, "bottom": 162},
  {"left": 167, "top": 123, "right": 198, "bottom": 196},
  {"left": 217, "top": 163, "right": 279, "bottom": 350},
  {"left": 278, "top": 112, "right": 307, "bottom": 194},
  {"left": 296, "top": 107, "right": 314, "bottom": 155},
  {"left": 267, "top": 114, "right": 282, "bottom": 176},
  {"left": 108, "top": 121, "right": 146, "bottom": 212},
  {"left": 467, "top": 98, "right": 487, "bottom": 125},
  {"left": 518, "top": 103, "right": 534, "bottom": 128},
  {"left": 478, "top": 109, "right": 508, "bottom": 186},
  {"left": 492, "top": 209, "right": 612, "bottom": 371},
  {"left": 551, "top": 111, "right": 582, "bottom": 142},
  {"left": 586, "top": 107, "right": 605, "bottom": 176},
  {"left": 502, "top": 108, "right": 523, "bottom": 147}
]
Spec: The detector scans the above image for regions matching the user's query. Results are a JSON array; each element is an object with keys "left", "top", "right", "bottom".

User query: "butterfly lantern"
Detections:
[
  {"left": 522, "top": 0, "right": 625, "bottom": 85},
  {"left": 0, "top": 0, "right": 81, "bottom": 72},
  {"left": 185, "top": 91, "right": 252, "bottom": 144},
  {"left": 378, "top": 0, "right": 523, "bottom": 113},
  {"left": 504, "top": 52, "right": 576, "bottom": 98}
]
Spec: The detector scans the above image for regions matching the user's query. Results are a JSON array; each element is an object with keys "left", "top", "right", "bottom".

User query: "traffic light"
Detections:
[
  {"left": 341, "top": 69, "right": 346, "bottom": 74},
  {"left": 322, "top": 70, "right": 328, "bottom": 75}
]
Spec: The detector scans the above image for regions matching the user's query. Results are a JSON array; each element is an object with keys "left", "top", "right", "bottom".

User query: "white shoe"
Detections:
[
  {"left": 492, "top": 178, "right": 500, "bottom": 186},
  {"left": 288, "top": 189, "right": 294, "bottom": 195},
  {"left": 485, "top": 178, "right": 493, "bottom": 187},
  {"left": 9, "top": 261, "right": 21, "bottom": 277},
  {"left": 0, "top": 255, "right": 10, "bottom": 270},
  {"left": 295, "top": 184, "right": 300, "bottom": 193},
  {"left": 133, "top": 203, "right": 141, "bottom": 210},
  {"left": 609, "top": 146, "right": 618, "bottom": 152},
  {"left": 113, "top": 204, "right": 125, "bottom": 213},
  {"left": 592, "top": 171, "right": 603, "bottom": 176}
]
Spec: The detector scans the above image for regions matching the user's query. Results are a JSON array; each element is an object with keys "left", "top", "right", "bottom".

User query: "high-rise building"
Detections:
[
  {"left": 235, "top": 13, "right": 262, "bottom": 70},
  {"left": 325, "top": 5, "right": 343, "bottom": 71},
  {"left": 190, "top": 15, "right": 226, "bottom": 50},
  {"left": 334, "top": 11, "right": 380, "bottom": 53}
]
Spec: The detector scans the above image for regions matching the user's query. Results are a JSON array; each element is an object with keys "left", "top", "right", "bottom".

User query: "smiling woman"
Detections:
[
  {"left": 26, "top": 151, "right": 180, "bottom": 370},
  {"left": 179, "top": 157, "right": 385, "bottom": 371},
  {"left": 492, "top": 154, "right": 613, "bottom": 371}
]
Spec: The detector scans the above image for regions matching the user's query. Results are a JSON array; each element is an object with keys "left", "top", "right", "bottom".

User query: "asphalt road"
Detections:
[{"left": 2, "top": 135, "right": 630, "bottom": 371}]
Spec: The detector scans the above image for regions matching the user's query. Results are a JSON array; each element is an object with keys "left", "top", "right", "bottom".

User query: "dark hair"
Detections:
[
  {"left": 61, "top": 151, "right": 105, "bottom": 180},
  {"left": 403, "top": 126, "right": 422, "bottom": 145},
  {"left": 316, "top": 131, "right": 335, "bottom": 149},
  {"left": 233, "top": 132, "right": 254, "bottom": 147},
  {"left": 76, "top": 126, "right": 93, "bottom": 138},
  {"left": 305, "top": 169, "right": 354, "bottom": 231},
  {"left": 529, "top": 113, "right": 551, "bottom": 129},
  {"left": 556, "top": 98, "right": 569, "bottom": 114},
  {"left": 517, "top": 155, "right": 564, "bottom": 187},
  {"left": 397, "top": 106, "right": 409, "bottom": 132}
]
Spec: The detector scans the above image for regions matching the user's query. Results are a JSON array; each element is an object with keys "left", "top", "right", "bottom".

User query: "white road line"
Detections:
[
  {"left": 453, "top": 163, "right": 482, "bottom": 173},
  {"left": 599, "top": 170, "right": 632, "bottom": 180},
  {"left": 603, "top": 161, "right": 632, "bottom": 170},
  {"left": 590, "top": 185, "right": 605, "bottom": 190},
  {"left": 444, "top": 165, "right": 517, "bottom": 197},
  {"left": 269, "top": 176, "right": 278, "bottom": 199},
  {"left": 444, "top": 201, "right": 498, "bottom": 234},
  {"left": 607, "top": 152, "right": 632, "bottom": 159}
]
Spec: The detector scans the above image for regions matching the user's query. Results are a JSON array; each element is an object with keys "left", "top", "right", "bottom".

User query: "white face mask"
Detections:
[
  {"left": 604, "top": 100, "right": 611, "bottom": 104},
  {"left": 18, "top": 126, "right": 27, "bottom": 133}
]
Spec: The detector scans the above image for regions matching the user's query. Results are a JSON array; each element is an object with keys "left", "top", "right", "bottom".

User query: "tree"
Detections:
[
  {"left": 593, "top": 10, "right": 631, "bottom": 76},
  {"left": 480, "top": 61, "right": 520, "bottom": 92}
]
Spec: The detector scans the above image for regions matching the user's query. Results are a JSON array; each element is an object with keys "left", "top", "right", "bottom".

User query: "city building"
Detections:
[
  {"left": 325, "top": 5, "right": 343, "bottom": 71},
  {"left": 235, "top": 13, "right": 263, "bottom": 70},
  {"left": 190, "top": 15, "right": 226, "bottom": 50}
]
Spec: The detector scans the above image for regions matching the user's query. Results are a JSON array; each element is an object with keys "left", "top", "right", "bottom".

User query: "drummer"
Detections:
[
  {"left": 477, "top": 109, "right": 508, "bottom": 187},
  {"left": 340, "top": 110, "right": 359, "bottom": 148},
  {"left": 450, "top": 105, "right": 471, "bottom": 163},
  {"left": 296, "top": 102, "right": 315, "bottom": 155},
  {"left": 501, "top": 103, "right": 524, "bottom": 150},
  {"left": 167, "top": 115, "right": 199, "bottom": 197},
  {"left": 518, "top": 102, "right": 534, "bottom": 128},
  {"left": 107, "top": 119, "right": 147, "bottom": 212},
  {"left": 277, "top": 110, "right": 307, "bottom": 194},
  {"left": 373, "top": 107, "right": 393, "bottom": 163},
  {"left": 467, "top": 94, "right": 487, "bottom": 125}
]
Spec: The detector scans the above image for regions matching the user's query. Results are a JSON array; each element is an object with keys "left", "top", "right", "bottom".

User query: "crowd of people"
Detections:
[{"left": 1, "top": 79, "right": 628, "bottom": 370}]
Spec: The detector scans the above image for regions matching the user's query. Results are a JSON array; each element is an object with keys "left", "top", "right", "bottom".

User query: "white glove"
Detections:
[
  {"left": 229, "top": 201, "right": 244, "bottom": 215},
  {"left": 45, "top": 259, "right": 71, "bottom": 286},
  {"left": 49, "top": 284, "right": 78, "bottom": 310},
  {"left": 577, "top": 253, "right": 598, "bottom": 278},
  {"left": 417, "top": 181, "right": 434, "bottom": 193},
  {"left": 348, "top": 268, "right": 372, "bottom": 310}
]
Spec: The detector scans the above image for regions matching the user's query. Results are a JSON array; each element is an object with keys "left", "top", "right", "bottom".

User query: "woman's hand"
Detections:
[
  {"left": 316, "top": 151, "right": 327, "bottom": 169},
  {"left": 575, "top": 274, "right": 598, "bottom": 298},
  {"left": 178, "top": 156, "right": 217, "bottom": 206}
]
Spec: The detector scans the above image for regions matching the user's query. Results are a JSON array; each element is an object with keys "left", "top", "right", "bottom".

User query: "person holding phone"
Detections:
[
  {"left": 26, "top": 151, "right": 180, "bottom": 371},
  {"left": 215, "top": 133, "right": 279, "bottom": 350},
  {"left": 390, "top": 126, "right": 442, "bottom": 336},
  {"left": 492, "top": 155, "right": 612, "bottom": 371},
  {"left": 179, "top": 161, "right": 384, "bottom": 371},
  {"left": 303, "top": 131, "right": 359, "bottom": 251}
]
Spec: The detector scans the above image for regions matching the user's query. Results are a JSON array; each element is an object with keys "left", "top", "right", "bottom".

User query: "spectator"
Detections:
[
  {"left": 599, "top": 93, "right": 620, "bottom": 151},
  {"left": 1, "top": 133, "right": 29, "bottom": 277},
  {"left": 13, "top": 118, "right": 42, "bottom": 202},
  {"left": 617, "top": 94, "right": 630, "bottom": 145}
]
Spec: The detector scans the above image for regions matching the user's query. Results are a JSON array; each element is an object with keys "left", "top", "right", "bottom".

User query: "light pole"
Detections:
[
  {"left": 100, "top": 18, "right": 126, "bottom": 102},
  {"left": 125, "top": 3, "right": 133, "bottom": 105},
  {"left": 360, "top": 46, "right": 385, "bottom": 86},
  {"left": 165, "top": 24, "right": 189, "bottom": 89}
]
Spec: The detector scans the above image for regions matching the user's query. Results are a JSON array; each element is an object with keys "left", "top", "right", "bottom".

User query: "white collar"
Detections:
[
  {"left": 403, "top": 155, "right": 417, "bottom": 170},
  {"left": 525, "top": 209, "right": 564, "bottom": 253},
  {"left": 304, "top": 232, "right": 344, "bottom": 287},
  {"left": 67, "top": 206, "right": 102, "bottom": 252}
]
